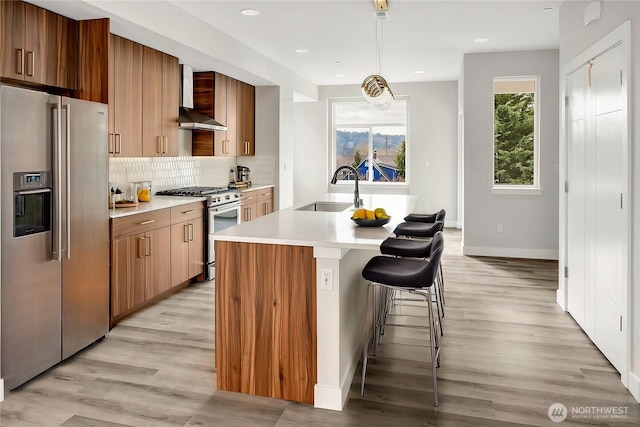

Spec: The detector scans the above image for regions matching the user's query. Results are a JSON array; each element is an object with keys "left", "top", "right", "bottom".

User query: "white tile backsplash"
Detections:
[{"left": 109, "top": 154, "right": 276, "bottom": 193}]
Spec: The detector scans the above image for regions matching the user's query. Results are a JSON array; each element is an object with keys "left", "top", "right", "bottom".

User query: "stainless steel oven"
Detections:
[{"left": 207, "top": 201, "right": 241, "bottom": 280}]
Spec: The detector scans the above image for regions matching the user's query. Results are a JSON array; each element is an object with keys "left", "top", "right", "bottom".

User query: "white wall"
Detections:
[
  {"left": 559, "top": 0, "right": 640, "bottom": 402},
  {"left": 462, "top": 50, "right": 560, "bottom": 259},
  {"left": 293, "top": 82, "right": 459, "bottom": 227}
]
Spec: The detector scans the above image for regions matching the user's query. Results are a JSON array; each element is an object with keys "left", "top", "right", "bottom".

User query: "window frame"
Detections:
[
  {"left": 492, "top": 75, "right": 542, "bottom": 195},
  {"left": 328, "top": 96, "right": 409, "bottom": 188}
]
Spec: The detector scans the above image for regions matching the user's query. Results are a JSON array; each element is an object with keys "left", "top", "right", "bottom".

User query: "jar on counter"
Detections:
[{"left": 136, "top": 181, "right": 152, "bottom": 202}]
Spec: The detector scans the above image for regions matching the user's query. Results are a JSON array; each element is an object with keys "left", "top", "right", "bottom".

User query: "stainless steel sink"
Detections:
[{"left": 295, "top": 201, "right": 353, "bottom": 212}]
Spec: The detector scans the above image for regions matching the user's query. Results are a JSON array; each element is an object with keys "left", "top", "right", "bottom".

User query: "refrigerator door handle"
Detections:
[
  {"left": 62, "top": 103, "right": 71, "bottom": 259},
  {"left": 52, "top": 104, "right": 62, "bottom": 261}
]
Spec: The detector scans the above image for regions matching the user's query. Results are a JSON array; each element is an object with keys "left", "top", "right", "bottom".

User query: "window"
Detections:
[
  {"left": 331, "top": 98, "right": 407, "bottom": 184},
  {"left": 493, "top": 77, "right": 539, "bottom": 191}
]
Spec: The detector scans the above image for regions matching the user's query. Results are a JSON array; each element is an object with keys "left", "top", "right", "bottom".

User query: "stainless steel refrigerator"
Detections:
[{"left": 0, "top": 85, "right": 109, "bottom": 390}]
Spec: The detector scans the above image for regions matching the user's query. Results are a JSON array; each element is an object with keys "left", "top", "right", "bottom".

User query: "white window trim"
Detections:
[
  {"left": 328, "top": 96, "right": 409, "bottom": 189},
  {"left": 492, "top": 75, "right": 541, "bottom": 194}
]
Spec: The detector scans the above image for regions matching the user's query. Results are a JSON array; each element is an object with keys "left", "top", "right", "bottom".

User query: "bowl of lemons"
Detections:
[{"left": 351, "top": 207, "right": 390, "bottom": 227}]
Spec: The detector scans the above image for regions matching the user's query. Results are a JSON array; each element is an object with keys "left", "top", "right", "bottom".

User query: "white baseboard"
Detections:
[
  {"left": 629, "top": 371, "right": 640, "bottom": 403},
  {"left": 463, "top": 245, "right": 558, "bottom": 260},
  {"left": 556, "top": 288, "right": 566, "bottom": 311},
  {"left": 0, "top": 378, "right": 4, "bottom": 402},
  {"left": 314, "top": 384, "right": 343, "bottom": 411},
  {"left": 456, "top": 220, "right": 462, "bottom": 229}
]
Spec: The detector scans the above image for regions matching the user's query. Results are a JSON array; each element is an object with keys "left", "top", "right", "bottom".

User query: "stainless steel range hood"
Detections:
[{"left": 179, "top": 64, "right": 227, "bottom": 131}]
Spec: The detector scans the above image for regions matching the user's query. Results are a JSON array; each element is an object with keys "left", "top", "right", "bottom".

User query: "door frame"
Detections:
[{"left": 558, "top": 20, "right": 631, "bottom": 387}]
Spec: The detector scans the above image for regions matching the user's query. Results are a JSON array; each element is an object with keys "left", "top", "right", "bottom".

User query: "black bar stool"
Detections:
[
  {"left": 380, "top": 236, "right": 444, "bottom": 337},
  {"left": 404, "top": 208, "right": 446, "bottom": 224},
  {"left": 394, "top": 219, "right": 444, "bottom": 239},
  {"left": 360, "top": 231, "right": 444, "bottom": 407}
]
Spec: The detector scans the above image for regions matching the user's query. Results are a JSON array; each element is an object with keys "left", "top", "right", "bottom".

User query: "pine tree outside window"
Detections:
[
  {"left": 493, "top": 77, "right": 540, "bottom": 192},
  {"left": 330, "top": 98, "right": 407, "bottom": 184}
]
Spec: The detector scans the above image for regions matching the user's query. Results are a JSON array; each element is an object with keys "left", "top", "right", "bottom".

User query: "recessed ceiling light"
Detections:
[
  {"left": 414, "top": 70, "right": 425, "bottom": 74},
  {"left": 473, "top": 38, "right": 489, "bottom": 43},
  {"left": 335, "top": 61, "right": 342, "bottom": 65},
  {"left": 240, "top": 9, "right": 260, "bottom": 16},
  {"left": 295, "top": 49, "right": 309, "bottom": 54},
  {"left": 336, "top": 74, "right": 345, "bottom": 78},
  {"left": 542, "top": 7, "right": 553, "bottom": 12}
]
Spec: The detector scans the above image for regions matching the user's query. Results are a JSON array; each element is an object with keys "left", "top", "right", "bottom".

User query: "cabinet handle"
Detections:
[
  {"left": 145, "top": 236, "right": 151, "bottom": 256},
  {"left": 157, "top": 136, "right": 162, "bottom": 153},
  {"left": 261, "top": 192, "right": 270, "bottom": 197},
  {"left": 115, "top": 134, "right": 122, "bottom": 154},
  {"left": 182, "top": 210, "right": 196, "bottom": 215},
  {"left": 248, "top": 206, "right": 252, "bottom": 221},
  {"left": 15, "top": 49, "right": 24, "bottom": 75},
  {"left": 26, "top": 51, "right": 34, "bottom": 77},
  {"left": 189, "top": 223, "right": 194, "bottom": 241},
  {"left": 138, "top": 219, "right": 155, "bottom": 225},
  {"left": 163, "top": 136, "right": 168, "bottom": 154},
  {"left": 108, "top": 134, "right": 114, "bottom": 153},
  {"left": 137, "top": 237, "right": 145, "bottom": 258},
  {"left": 184, "top": 224, "right": 189, "bottom": 242}
]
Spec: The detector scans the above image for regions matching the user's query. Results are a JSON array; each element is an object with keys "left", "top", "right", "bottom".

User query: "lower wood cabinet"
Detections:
[
  {"left": 110, "top": 202, "right": 205, "bottom": 325},
  {"left": 256, "top": 188, "right": 273, "bottom": 218},
  {"left": 242, "top": 187, "right": 274, "bottom": 222},
  {"left": 170, "top": 202, "right": 204, "bottom": 286},
  {"left": 241, "top": 190, "right": 258, "bottom": 222}
]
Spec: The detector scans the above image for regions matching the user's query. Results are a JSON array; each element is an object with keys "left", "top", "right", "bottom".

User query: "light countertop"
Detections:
[
  {"left": 109, "top": 196, "right": 207, "bottom": 219},
  {"left": 238, "top": 184, "right": 274, "bottom": 192},
  {"left": 108, "top": 184, "right": 275, "bottom": 219},
  {"left": 213, "top": 193, "right": 418, "bottom": 250}
]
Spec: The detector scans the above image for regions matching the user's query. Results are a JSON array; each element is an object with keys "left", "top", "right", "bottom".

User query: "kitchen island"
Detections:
[{"left": 213, "top": 194, "right": 417, "bottom": 411}]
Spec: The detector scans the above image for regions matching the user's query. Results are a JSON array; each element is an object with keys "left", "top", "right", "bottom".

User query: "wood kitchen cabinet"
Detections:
[
  {"left": 193, "top": 72, "right": 237, "bottom": 156},
  {"left": 0, "top": 0, "right": 78, "bottom": 89},
  {"left": 108, "top": 34, "right": 143, "bottom": 157},
  {"left": 237, "top": 81, "right": 255, "bottom": 156},
  {"left": 170, "top": 202, "right": 205, "bottom": 286},
  {"left": 255, "top": 188, "right": 274, "bottom": 218},
  {"left": 142, "top": 46, "right": 179, "bottom": 157},
  {"left": 240, "top": 189, "right": 258, "bottom": 222},
  {"left": 193, "top": 72, "right": 255, "bottom": 157},
  {"left": 110, "top": 209, "right": 171, "bottom": 323}
]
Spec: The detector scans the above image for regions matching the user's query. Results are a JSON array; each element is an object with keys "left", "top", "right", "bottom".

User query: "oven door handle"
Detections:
[{"left": 210, "top": 202, "right": 242, "bottom": 212}]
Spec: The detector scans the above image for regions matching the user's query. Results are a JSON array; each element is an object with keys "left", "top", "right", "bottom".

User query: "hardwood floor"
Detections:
[{"left": 0, "top": 229, "right": 637, "bottom": 426}]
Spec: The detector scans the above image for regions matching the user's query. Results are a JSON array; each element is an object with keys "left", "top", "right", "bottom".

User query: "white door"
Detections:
[
  {"left": 592, "top": 44, "right": 626, "bottom": 373},
  {"left": 565, "top": 41, "right": 627, "bottom": 375},
  {"left": 566, "top": 64, "right": 589, "bottom": 331}
]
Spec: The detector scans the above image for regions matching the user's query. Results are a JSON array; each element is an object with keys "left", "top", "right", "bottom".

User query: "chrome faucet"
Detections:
[{"left": 330, "top": 166, "right": 362, "bottom": 208}]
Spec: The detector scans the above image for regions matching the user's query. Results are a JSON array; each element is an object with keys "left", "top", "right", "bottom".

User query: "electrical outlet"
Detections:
[
  {"left": 320, "top": 269, "right": 333, "bottom": 290},
  {"left": 497, "top": 223, "right": 503, "bottom": 233}
]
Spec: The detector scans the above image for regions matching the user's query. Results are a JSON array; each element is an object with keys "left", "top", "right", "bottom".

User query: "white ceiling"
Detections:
[{"left": 30, "top": 0, "right": 563, "bottom": 87}]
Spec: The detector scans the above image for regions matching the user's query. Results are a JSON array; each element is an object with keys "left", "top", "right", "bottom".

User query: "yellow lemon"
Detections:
[
  {"left": 351, "top": 208, "right": 366, "bottom": 220},
  {"left": 374, "top": 207, "right": 387, "bottom": 219},
  {"left": 365, "top": 209, "right": 376, "bottom": 220}
]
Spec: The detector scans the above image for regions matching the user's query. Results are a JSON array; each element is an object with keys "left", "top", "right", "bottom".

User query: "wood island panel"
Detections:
[{"left": 215, "top": 241, "right": 316, "bottom": 404}]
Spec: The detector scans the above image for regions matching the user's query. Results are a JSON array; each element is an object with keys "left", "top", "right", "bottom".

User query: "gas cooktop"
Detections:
[{"left": 156, "top": 186, "right": 230, "bottom": 197}]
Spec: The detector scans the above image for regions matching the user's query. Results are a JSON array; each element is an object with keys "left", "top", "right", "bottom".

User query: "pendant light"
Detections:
[{"left": 361, "top": 0, "right": 394, "bottom": 110}]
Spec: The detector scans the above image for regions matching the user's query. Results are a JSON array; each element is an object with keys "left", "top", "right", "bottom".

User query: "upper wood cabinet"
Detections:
[
  {"left": 108, "top": 34, "right": 143, "bottom": 157},
  {"left": 142, "top": 47, "right": 179, "bottom": 157},
  {"left": 237, "top": 81, "right": 255, "bottom": 156},
  {"left": 0, "top": 0, "right": 78, "bottom": 89},
  {"left": 192, "top": 71, "right": 254, "bottom": 157}
]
